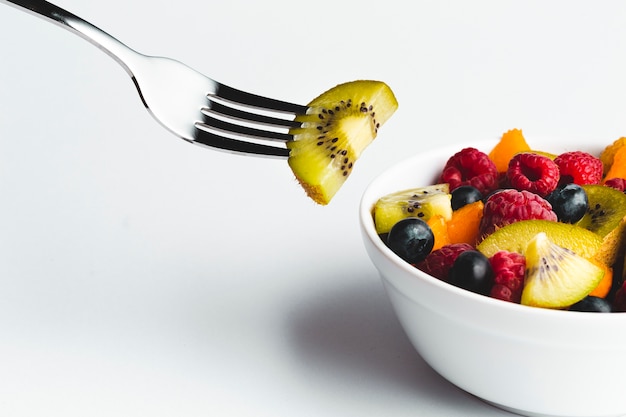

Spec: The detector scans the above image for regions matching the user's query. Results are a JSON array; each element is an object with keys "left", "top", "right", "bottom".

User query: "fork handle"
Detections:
[{"left": 1, "top": 0, "right": 143, "bottom": 76}]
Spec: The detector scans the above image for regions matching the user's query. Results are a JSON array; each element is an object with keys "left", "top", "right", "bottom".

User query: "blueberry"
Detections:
[
  {"left": 546, "top": 183, "right": 588, "bottom": 223},
  {"left": 569, "top": 296, "right": 612, "bottom": 313},
  {"left": 451, "top": 185, "right": 483, "bottom": 210},
  {"left": 448, "top": 250, "right": 494, "bottom": 295},
  {"left": 386, "top": 218, "right": 434, "bottom": 264}
]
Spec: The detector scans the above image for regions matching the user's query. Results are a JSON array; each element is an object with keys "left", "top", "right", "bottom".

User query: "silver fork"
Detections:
[{"left": 1, "top": 0, "right": 310, "bottom": 158}]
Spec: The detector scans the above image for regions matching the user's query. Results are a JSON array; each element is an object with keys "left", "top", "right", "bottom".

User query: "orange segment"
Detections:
[
  {"left": 600, "top": 137, "right": 626, "bottom": 175},
  {"left": 447, "top": 200, "right": 484, "bottom": 246},
  {"left": 588, "top": 260, "right": 613, "bottom": 298},
  {"left": 427, "top": 215, "right": 451, "bottom": 251},
  {"left": 602, "top": 145, "right": 626, "bottom": 183},
  {"left": 488, "top": 129, "right": 531, "bottom": 173}
]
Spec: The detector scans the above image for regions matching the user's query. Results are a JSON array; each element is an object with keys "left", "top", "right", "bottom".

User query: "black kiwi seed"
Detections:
[{"left": 308, "top": 98, "right": 380, "bottom": 167}]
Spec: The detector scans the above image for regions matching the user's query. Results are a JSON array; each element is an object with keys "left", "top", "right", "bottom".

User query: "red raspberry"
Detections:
[
  {"left": 506, "top": 153, "right": 560, "bottom": 197},
  {"left": 604, "top": 177, "right": 626, "bottom": 192},
  {"left": 554, "top": 151, "right": 603, "bottom": 185},
  {"left": 440, "top": 147, "right": 498, "bottom": 196},
  {"left": 479, "top": 189, "right": 557, "bottom": 237},
  {"left": 415, "top": 243, "right": 474, "bottom": 282},
  {"left": 490, "top": 285, "right": 516, "bottom": 303},
  {"left": 488, "top": 251, "right": 526, "bottom": 303}
]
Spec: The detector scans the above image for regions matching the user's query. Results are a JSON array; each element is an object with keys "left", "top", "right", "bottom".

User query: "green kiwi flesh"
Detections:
[
  {"left": 287, "top": 80, "right": 398, "bottom": 205},
  {"left": 477, "top": 219, "right": 603, "bottom": 261},
  {"left": 576, "top": 185, "right": 626, "bottom": 237},
  {"left": 521, "top": 232, "right": 605, "bottom": 309},
  {"left": 576, "top": 185, "right": 626, "bottom": 265},
  {"left": 373, "top": 184, "right": 452, "bottom": 235}
]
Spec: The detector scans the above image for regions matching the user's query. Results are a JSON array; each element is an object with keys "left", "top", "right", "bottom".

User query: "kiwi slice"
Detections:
[
  {"left": 373, "top": 184, "right": 452, "bottom": 235},
  {"left": 577, "top": 185, "right": 626, "bottom": 237},
  {"left": 521, "top": 232, "right": 605, "bottom": 309},
  {"left": 576, "top": 185, "right": 626, "bottom": 265},
  {"left": 477, "top": 219, "right": 603, "bottom": 261},
  {"left": 287, "top": 80, "right": 398, "bottom": 205}
]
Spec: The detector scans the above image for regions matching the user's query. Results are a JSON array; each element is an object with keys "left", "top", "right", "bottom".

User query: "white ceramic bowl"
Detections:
[{"left": 359, "top": 137, "right": 626, "bottom": 417}]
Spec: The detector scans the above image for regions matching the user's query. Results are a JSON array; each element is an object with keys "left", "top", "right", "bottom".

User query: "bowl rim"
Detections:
[{"left": 359, "top": 137, "right": 626, "bottom": 321}]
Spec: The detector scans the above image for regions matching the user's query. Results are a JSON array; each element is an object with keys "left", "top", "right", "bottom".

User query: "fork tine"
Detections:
[
  {"left": 192, "top": 81, "right": 310, "bottom": 157},
  {"left": 193, "top": 127, "right": 290, "bottom": 158},
  {"left": 214, "top": 83, "right": 309, "bottom": 115},
  {"left": 203, "top": 100, "right": 302, "bottom": 129},
  {"left": 194, "top": 83, "right": 309, "bottom": 155},
  {"left": 198, "top": 113, "right": 294, "bottom": 142}
]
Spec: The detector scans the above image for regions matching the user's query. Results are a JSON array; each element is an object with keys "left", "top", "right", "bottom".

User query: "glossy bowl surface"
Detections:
[{"left": 359, "top": 138, "right": 626, "bottom": 417}]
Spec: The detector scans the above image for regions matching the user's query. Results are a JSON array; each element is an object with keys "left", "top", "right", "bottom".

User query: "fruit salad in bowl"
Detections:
[{"left": 359, "top": 130, "right": 626, "bottom": 417}]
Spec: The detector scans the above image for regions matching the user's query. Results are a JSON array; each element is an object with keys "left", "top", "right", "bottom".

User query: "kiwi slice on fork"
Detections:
[{"left": 288, "top": 80, "right": 398, "bottom": 205}]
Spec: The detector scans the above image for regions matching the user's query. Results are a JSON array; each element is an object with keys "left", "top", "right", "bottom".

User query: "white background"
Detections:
[{"left": 1, "top": 1, "right": 626, "bottom": 416}]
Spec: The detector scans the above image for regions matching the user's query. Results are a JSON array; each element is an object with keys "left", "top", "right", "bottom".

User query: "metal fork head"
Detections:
[
  {"left": 195, "top": 83, "right": 310, "bottom": 158},
  {"left": 132, "top": 56, "right": 309, "bottom": 159}
]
